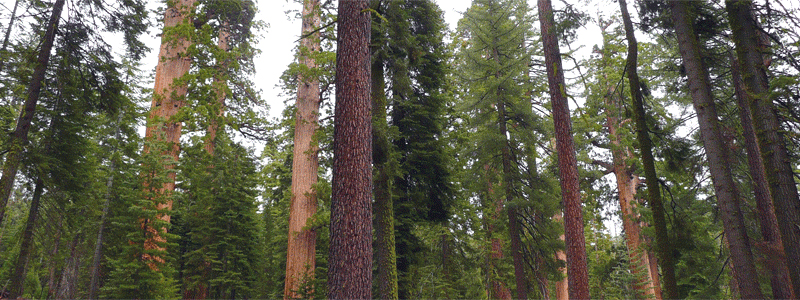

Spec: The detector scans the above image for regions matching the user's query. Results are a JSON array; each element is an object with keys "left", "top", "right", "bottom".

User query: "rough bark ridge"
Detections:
[
  {"left": 669, "top": 2, "right": 763, "bottom": 298},
  {"left": 537, "top": 0, "right": 590, "bottom": 298},
  {"left": 284, "top": 1, "right": 321, "bottom": 294},
  {"left": 0, "top": 0, "right": 65, "bottom": 229},
  {"left": 725, "top": 1, "right": 800, "bottom": 296},
  {"left": 731, "top": 53, "right": 793, "bottom": 299},
  {"left": 141, "top": 0, "right": 195, "bottom": 266},
  {"left": 328, "top": 0, "right": 372, "bottom": 298},
  {"left": 617, "top": 0, "right": 673, "bottom": 298}
]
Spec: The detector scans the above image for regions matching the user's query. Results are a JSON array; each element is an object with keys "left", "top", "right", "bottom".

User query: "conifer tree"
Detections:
[
  {"left": 328, "top": 0, "right": 372, "bottom": 298},
  {"left": 537, "top": 0, "right": 590, "bottom": 297},
  {"left": 669, "top": 1, "right": 763, "bottom": 298},
  {"left": 285, "top": 0, "right": 322, "bottom": 297}
]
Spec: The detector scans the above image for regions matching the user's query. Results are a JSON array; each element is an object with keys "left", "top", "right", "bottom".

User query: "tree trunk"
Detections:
[
  {"left": 0, "top": 0, "right": 20, "bottom": 72},
  {"left": 730, "top": 53, "right": 794, "bottom": 299},
  {"left": 553, "top": 213, "right": 568, "bottom": 300},
  {"left": 0, "top": 0, "right": 64, "bottom": 229},
  {"left": 537, "top": 0, "right": 590, "bottom": 298},
  {"left": 669, "top": 2, "right": 763, "bottom": 298},
  {"left": 55, "top": 232, "right": 83, "bottom": 300},
  {"left": 140, "top": 0, "right": 195, "bottom": 267},
  {"left": 46, "top": 216, "right": 64, "bottom": 299},
  {"left": 372, "top": 8, "right": 399, "bottom": 298},
  {"left": 725, "top": 1, "right": 800, "bottom": 296},
  {"left": 617, "top": 0, "right": 676, "bottom": 298},
  {"left": 8, "top": 177, "right": 44, "bottom": 299},
  {"left": 285, "top": 1, "right": 321, "bottom": 298},
  {"left": 328, "top": 0, "right": 372, "bottom": 299}
]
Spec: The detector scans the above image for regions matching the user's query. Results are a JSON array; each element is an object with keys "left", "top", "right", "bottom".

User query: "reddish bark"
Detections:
[
  {"left": 537, "top": 0, "right": 590, "bottom": 297},
  {"left": 328, "top": 0, "right": 372, "bottom": 298}
]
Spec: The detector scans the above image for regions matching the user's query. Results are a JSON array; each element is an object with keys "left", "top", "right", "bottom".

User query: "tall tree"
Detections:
[
  {"left": 537, "top": 0, "right": 590, "bottom": 298},
  {"left": 371, "top": 1, "right": 399, "bottom": 298},
  {"left": 730, "top": 53, "right": 793, "bottom": 299},
  {"left": 285, "top": 0, "right": 321, "bottom": 298},
  {"left": 617, "top": 0, "right": 676, "bottom": 298},
  {"left": 669, "top": 1, "right": 763, "bottom": 298},
  {"left": 328, "top": 0, "right": 372, "bottom": 298},
  {"left": 0, "top": 0, "right": 64, "bottom": 229},
  {"left": 140, "top": 0, "right": 195, "bottom": 264},
  {"left": 725, "top": 1, "right": 800, "bottom": 296}
]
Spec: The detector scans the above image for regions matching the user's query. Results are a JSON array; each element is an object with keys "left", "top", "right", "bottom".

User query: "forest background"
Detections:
[{"left": 1, "top": 0, "right": 799, "bottom": 298}]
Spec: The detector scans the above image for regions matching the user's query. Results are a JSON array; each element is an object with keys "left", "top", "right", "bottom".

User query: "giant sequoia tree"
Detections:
[{"left": 328, "top": 0, "right": 372, "bottom": 298}]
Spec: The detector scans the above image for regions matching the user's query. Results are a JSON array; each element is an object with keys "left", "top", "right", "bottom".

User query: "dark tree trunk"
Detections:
[
  {"left": 8, "top": 177, "right": 44, "bottom": 298},
  {"left": 328, "top": 0, "right": 372, "bottom": 299},
  {"left": 730, "top": 53, "right": 794, "bottom": 299},
  {"left": 617, "top": 0, "right": 675, "bottom": 298},
  {"left": 669, "top": 2, "right": 763, "bottom": 298},
  {"left": 725, "top": 1, "right": 800, "bottom": 296},
  {"left": 498, "top": 100, "right": 527, "bottom": 300},
  {"left": 0, "top": 0, "right": 64, "bottom": 228},
  {"left": 537, "top": 0, "right": 590, "bottom": 298}
]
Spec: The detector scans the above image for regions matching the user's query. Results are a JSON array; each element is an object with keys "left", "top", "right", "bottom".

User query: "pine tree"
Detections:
[
  {"left": 669, "top": 1, "right": 763, "bottom": 298},
  {"left": 537, "top": 0, "right": 590, "bottom": 297},
  {"left": 328, "top": 0, "right": 372, "bottom": 298}
]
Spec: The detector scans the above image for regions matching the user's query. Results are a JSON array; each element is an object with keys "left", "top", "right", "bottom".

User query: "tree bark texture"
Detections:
[
  {"left": 0, "top": 0, "right": 64, "bottom": 229},
  {"left": 204, "top": 27, "right": 230, "bottom": 156},
  {"left": 725, "top": 1, "right": 800, "bottom": 296},
  {"left": 141, "top": 0, "right": 195, "bottom": 266},
  {"left": 537, "top": 0, "right": 590, "bottom": 298},
  {"left": 371, "top": 13, "right": 399, "bottom": 299},
  {"left": 731, "top": 53, "right": 794, "bottom": 299},
  {"left": 328, "top": 0, "right": 372, "bottom": 299},
  {"left": 617, "top": 0, "right": 674, "bottom": 298},
  {"left": 55, "top": 232, "right": 84, "bottom": 300},
  {"left": 669, "top": 2, "right": 764, "bottom": 298}
]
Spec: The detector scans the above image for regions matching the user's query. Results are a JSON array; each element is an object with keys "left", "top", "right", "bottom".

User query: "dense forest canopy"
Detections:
[{"left": 0, "top": 0, "right": 799, "bottom": 298}]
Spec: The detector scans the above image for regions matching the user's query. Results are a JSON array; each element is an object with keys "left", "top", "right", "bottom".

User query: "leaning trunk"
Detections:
[
  {"left": 669, "top": 2, "right": 763, "bottom": 298},
  {"left": 730, "top": 52, "right": 794, "bottom": 299},
  {"left": 537, "top": 0, "right": 590, "bottom": 298},
  {"left": 725, "top": 1, "right": 800, "bottom": 296},
  {"left": 618, "top": 0, "right": 676, "bottom": 297},
  {"left": 8, "top": 177, "right": 45, "bottom": 298},
  {"left": 0, "top": 0, "right": 64, "bottom": 228}
]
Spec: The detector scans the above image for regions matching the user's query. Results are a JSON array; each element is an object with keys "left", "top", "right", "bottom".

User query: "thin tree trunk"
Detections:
[
  {"left": 140, "top": 0, "right": 195, "bottom": 266},
  {"left": 88, "top": 113, "right": 126, "bottom": 300},
  {"left": 0, "top": 0, "right": 20, "bottom": 72},
  {"left": 328, "top": 0, "right": 372, "bottom": 298},
  {"left": 537, "top": 0, "right": 590, "bottom": 298},
  {"left": 8, "top": 177, "right": 44, "bottom": 298},
  {"left": 669, "top": 2, "right": 763, "bottom": 298},
  {"left": 285, "top": 0, "right": 321, "bottom": 298},
  {"left": 55, "top": 232, "right": 83, "bottom": 300},
  {"left": 0, "top": 0, "right": 64, "bottom": 229},
  {"left": 498, "top": 101, "right": 527, "bottom": 300},
  {"left": 730, "top": 53, "right": 794, "bottom": 299},
  {"left": 46, "top": 216, "right": 63, "bottom": 299},
  {"left": 372, "top": 8, "right": 399, "bottom": 298},
  {"left": 553, "top": 213, "right": 568, "bottom": 300},
  {"left": 617, "top": 0, "right": 676, "bottom": 298},
  {"left": 725, "top": 1, "right": 800, "bottom": 296}
]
